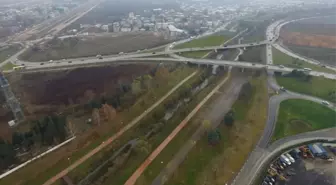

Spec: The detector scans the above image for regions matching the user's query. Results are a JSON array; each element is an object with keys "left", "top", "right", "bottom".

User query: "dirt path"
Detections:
[
  {"left": 151, "top": 74, "right": 247, "bottom": 185},
  {"left": 124, "top": 68, "right": 232, "bottom": 185},
  {"left": 42, "top": 71, "right": 198, "bottom": 185}
]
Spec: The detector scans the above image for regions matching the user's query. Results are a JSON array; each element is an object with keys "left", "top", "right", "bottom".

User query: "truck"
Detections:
[
  {"left": 308, "top": 144, "right": 319, "bottom": 157},
  {"left": 308, "top": 144, "right": 328, "bottom": 157}
]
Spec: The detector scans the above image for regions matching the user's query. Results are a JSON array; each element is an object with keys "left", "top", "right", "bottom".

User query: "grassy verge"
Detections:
[
  {"left": 272, "top": 47, "right": 335, "bottom": 74},
  {"left": 0, "top": 44, "right": 21, "bottom": 63},
  {"left": 272, "top": 99, "right": 336, "bottom": 141},
  {"left": 0, "top": 66, "right": 196, "bottom": 185},
  {"left": 238, "top": 46, "right": 266, "bottom": 63},
  {"left": 142, "top": 73, "right": 268, "bottom": 185},
  {"left": 276, "top": 76, "right": 336, "bottom": 103},
  {"left": 180, "top": 51, "right": 210, "bottom": 58},
  {"left": 101, "top": 75, "right": 224, "bottom": 185},
  {"left": 68, "top": 70, "right": 222, "bottom": 185},
  {"left": 133, "top": 73, "right": 232, "bottom": 185},
  {"left": 1, "top": 62, "right": 17, "bottom": 70},
  {"left": 174, "top": 35, "right": 229, "bottom": 49}
]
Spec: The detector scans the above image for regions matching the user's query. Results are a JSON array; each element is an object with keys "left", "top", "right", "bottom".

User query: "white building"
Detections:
[{"left": 120, "top": 27, "right": 131, "bottom": 32}]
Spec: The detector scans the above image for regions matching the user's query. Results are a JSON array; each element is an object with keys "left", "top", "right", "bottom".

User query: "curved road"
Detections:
[{"left": 231, "top": 74, "right": 336, "bottom": 185}]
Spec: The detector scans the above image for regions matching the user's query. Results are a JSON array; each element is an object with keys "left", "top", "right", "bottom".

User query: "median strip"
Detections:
[{"left": 124, "top": 68, "right": 232, "bottom": 185}]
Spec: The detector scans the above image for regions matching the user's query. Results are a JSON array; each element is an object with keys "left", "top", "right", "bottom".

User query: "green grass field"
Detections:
[
  {"left": 276, "top": 76, "right": 336, "bottom": 103},
  {"left": 1, "top": 62, "right": 17, "bottom": 70},
  {"left": 0, "top": 45, "right": 21, "bottom": 63},
  {"left": 179, "top": 51, "right": 210, "bottom": 58},
  {"left": 272, "top": 99, "right": 336, "bottom": 141},
  {"left": 238, "top": 46, "right": 266, "bottom": 63},
  {"left": 272, "top": 47, "right": 335, "bottom": 74},
  {"left": 174, "top": 35, "right": 229, "bottom": 49}
]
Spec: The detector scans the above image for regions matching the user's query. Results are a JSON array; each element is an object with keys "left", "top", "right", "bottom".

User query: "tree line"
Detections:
[{"left": 0, "top": 115, "right": 68, "bottom": 173}]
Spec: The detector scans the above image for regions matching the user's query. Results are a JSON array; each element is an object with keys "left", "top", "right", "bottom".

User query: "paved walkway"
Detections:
[
  {"left": 124, "top": 68, "right": 232, "bottom": 185},
  {"left": 42, "top": 71, "right": 198, "bottom": 185}
]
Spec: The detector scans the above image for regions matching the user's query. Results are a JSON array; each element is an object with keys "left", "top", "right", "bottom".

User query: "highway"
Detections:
[{"left": 231, "top": 16, "right": 336, "bottom": 185}]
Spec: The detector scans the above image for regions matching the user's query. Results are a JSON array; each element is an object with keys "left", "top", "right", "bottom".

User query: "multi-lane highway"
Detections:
[{"left": 231, "top": 16, "right": 336, "bottom": 185}]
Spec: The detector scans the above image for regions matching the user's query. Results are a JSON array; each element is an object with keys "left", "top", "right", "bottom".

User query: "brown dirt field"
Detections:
[
  {"left": 7, "top": 64, "right": 154, "bottom": 106},
  {"left": 19, "top": 32, "right": 170, "bottom": 62},
  {"left": 280, "top": 30, "right": 336, "bottom": 49}
]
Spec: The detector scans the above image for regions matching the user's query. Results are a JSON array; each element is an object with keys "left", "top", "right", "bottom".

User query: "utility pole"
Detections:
[{"left": 0, "top": 72, "right": 24, "bottom": 125}]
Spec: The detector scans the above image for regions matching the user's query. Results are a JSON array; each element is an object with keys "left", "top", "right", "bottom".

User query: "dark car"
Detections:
[
  {"left": 40, "top": 63, "right": 44, "bottom": 65},
  {"left": 68, "top": 61, "right": 72, "bottom": 63}
]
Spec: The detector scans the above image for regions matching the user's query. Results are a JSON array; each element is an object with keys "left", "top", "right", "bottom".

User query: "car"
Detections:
[
  {"left": 322, "top": 101, "right": 330, "bottom": 106},
  {"left": 49, "top": 60, "right": 53, "bottom": 63},
  {"left": 280, "top": 86, "right": 286, "bottom": 92},
  {"left": 279, "top": 65, "right": 285, "bottom": 68},
  {"left": 40, "top": 63, "right": 44, "bottom": 65},
  {"left": 81, "top": 59, "right": 84, "bottom": 61},
  {"left": 267, "top": 176, "right": 275, "bottom": 183},
  {"left": 98, "top": 57, "right": 103, "bottom": 59},
  {"left": 68, "top": 61, "right": 72, "bottom": 63},
  {"left": 285, "top": 153, "right": 295, "bottom": 163},
  {"left": 152, "top": 52, "right": 156, "bottom": 54}
]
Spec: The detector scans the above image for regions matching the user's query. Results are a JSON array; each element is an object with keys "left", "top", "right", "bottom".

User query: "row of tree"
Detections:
[{"left": 0, "top": 114, "right": 68, "bottom": 172}]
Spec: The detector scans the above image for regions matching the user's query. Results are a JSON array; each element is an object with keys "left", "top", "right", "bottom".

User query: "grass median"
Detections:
[
  {"left": 68, "top": 70, "right": 222, "bottom": 185},
  {"left": 133, "top": 72, "right": 232, "bottom": 185},
  {"left": 174, "top": 35, "right": 229, "bottom": 49},
  {"left": 272, "top": 47, "right": 335, "bottom": 74},
  {"left": 137, "top": 73, "right": 268, "bottom": 185},
  {"left": 272, "top": 99, "right": 336, "bottom": 141},
  {"left": 276, "top": 75, "right": 336, "bottom": 103},
  {"left": 0, "top": 66, "right": 196, "bottom": 185}
]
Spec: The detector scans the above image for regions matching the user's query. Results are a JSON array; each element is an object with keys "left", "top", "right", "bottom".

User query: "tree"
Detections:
[
  {"left": 12, "top": 132, "right": 23, "bottom": 148},
  {"left": 102, "top": 104, "right": 116, "bottom": 122},
  {"left": 202, "top": 120, "right": 212, "bottom": 131},
  {"left": 0, "top": 138, "right": 16, "bottom": 171},
  {"left": 134, "top": 139, "right": 151, "bottom": 155},
  {"left": 92, "top": 108, "right": 101, "bottom": 126},
  {"left": 207, "top": 129, "right": 221, "bottom": 145},
  {"left": 224, "top": 110, "right": 235, "bottom": 127},
  {"left": 131, "top": 79, "right": 142, "bottom": 95}
]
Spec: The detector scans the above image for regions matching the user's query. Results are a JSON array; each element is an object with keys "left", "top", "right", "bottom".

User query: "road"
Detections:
[
  {"left": 124, "top": 68, "right": 233, "bottom": 185},
  {"left": 267, "top": 15, "right": 336, "bottom": 72},
  {"left": 230, "top": 16, "right": 336, "bottom": 185},
  {"left": 16, "top": 56, "right": 336, "bottom": 80},
  {"left": 151, "top": 74, "right": 247, "bottom": 185},
  {"left": 231, "top": 74, "right": 336, "bottom": 185},
  {"left": 41, "top": 71, "right": 197, "bottom": 185}
]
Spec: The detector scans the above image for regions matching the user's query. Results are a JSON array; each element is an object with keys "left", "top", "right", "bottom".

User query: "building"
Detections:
[{"left": 167, "top": 25, "right": 185, "bottom": 39}]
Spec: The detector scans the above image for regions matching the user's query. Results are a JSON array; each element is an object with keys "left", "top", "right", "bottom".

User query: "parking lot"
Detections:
[
  {"left": 261, "top": 143, "right": 336, "bottom": 185},
  {"left": 278, "top": 158, "right": 335, "bottom": 185}
]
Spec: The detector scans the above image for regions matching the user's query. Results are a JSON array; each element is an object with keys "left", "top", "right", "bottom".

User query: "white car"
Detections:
[
  {"left": 279, "top": 65, "right": 285, "bottom": 68},
  {"left": 285, "top": 153, "right": 295, "bottom": 163},
  {"left": 322, "top": 101, "right": 330, "bottom": 106}
]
